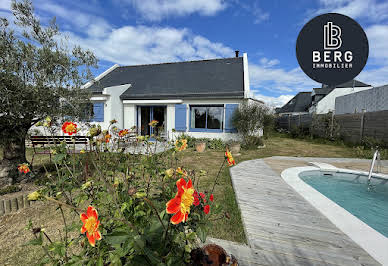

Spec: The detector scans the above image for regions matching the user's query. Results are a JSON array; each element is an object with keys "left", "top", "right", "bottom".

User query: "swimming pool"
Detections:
[
  {"left": 299, "top": 171, "right": 388, "bottom": 238},
  {"left": 281, "top": 166, "right": 388, "bottom": 265}
]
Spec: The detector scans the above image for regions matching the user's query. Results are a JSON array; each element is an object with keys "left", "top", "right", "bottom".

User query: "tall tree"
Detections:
[{"left": 0, "top": 0, "right": 97, "bottom": 185}]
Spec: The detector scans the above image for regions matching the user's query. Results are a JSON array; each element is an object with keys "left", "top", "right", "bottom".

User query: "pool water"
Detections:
[{"left": 299, "top": 171, "right": 388, "bottom": 238}]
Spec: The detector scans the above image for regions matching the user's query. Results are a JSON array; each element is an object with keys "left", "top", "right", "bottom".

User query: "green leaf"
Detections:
[
  {"left": 52, "top": 153, "right": 66, "bottom": 163},
  {"left": 105, "top": 231, "right": 132, "bottom": 246},
  {"left": 96, "top": 256, "right": 103, "bottom": 266},
  {"left": 144, "top": 247, "right": 162, "bottom": 264},
  {"left": 196, "top": 226, "right": 207, "bottom": 243},
  {"left": 25, "top": 233, "right": 43, "bottom": 246},
  {"left": 134, "top": 236, "right": 145, "bottom": 250}
]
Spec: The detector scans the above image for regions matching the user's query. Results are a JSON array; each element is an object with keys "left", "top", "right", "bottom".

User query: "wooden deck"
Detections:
[{"left": 230, "top": 159, "right": 380, "bottom": 265}]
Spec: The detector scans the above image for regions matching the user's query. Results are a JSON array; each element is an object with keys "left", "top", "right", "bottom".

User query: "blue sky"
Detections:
[{"left": 1, "top": 0, "right": 388, "bottom": 106}]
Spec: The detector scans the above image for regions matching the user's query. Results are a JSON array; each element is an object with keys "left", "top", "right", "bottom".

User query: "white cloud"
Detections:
[
  {"left": 63, "top": 25, "right": 234, "bottom": 66},
  {"left": 233, "top": 0, "right": 269, "bottom": 24},
  {"left": 357, "top": 66, "right": 388, "bottom": 86},
  {"left": 36, "top": 1, "right": 111, "bottom": 38},
  {"left": 314, "top": 0, "right": 388, "bottom": 22},
  {"left": 260, "top": 57, "right": 280, "bottom": 67},
  {"left": 365, "top": 24, "right": 388, "bottom": 63},
  {"left": 127, "top": 0, "right": 227, "bottom": 21},
  {"left": 249, "top": 59, "right": 319, "bottom": 93},
  {"left": 252, "top": 93, "right": 294, "bottom": 107}
]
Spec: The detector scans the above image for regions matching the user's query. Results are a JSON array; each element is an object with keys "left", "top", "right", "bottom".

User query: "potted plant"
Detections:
[{"left": 195, "top": 141, "right": 207, "bottom": 152}]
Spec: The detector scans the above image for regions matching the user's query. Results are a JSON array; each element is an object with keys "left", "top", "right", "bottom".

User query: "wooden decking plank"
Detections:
[{"left": 230, "top": 159, "right": 380, "bottom": 266}]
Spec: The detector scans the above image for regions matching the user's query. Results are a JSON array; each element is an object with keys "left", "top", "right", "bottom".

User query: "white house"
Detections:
[
  {"left": 83, "top": 53, "right": 260, "bottom": 141},
  {"left": 309, "top": 80, "right": 372, "bottom": 114}
]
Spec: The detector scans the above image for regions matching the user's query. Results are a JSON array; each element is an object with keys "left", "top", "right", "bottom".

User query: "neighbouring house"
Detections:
[
  {"left": 309, "top": 80, "right": 372, "bottom": 114},
  {"left": 335, "top": 84, "right": 388, "bottom": 114},
  {"left": 275, "top": 92, "right": 312, "bottom": 116},
  {"left": 81, "top": 53, "right": 260, "bottom": 141}
]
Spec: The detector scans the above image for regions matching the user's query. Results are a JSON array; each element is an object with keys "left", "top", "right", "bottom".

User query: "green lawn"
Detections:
[{"left": 0, "top": 134, "right": 374, "bottom": 264}]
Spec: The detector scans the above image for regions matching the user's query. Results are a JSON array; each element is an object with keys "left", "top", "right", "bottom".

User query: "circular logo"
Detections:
[{"left": 296, "top": 13, "right": 369, "bottom": 86}]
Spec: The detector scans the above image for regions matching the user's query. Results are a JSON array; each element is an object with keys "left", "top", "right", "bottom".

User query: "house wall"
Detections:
[
  {"left": 313, "top": 86, "right": 371, "bottom": 114},
  {"left": 335, "top": 85, "right": 388, "bottom": 114},
  {"left": 90, "top": 84, "right": 130, "bottom": 129}
]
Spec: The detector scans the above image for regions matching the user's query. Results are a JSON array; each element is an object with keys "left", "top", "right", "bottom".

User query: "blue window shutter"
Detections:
[
  {"left": 224, "top": 104, "right": 239, "bottom": 132},
  {"left": 175, "top": 104, "right": 187, "bottom": 131},
  {"left": 93, "top": 103, "right": 104, "bottom": 122}
]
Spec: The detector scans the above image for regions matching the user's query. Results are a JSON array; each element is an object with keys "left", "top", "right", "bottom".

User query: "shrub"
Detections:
[
  {"left": 241, "top": 136, "right": 264, "bottom": 150},
  {"left": 207, "top": 139, "right": 226, "bottom": 150},
  {"left": 22, "top": 119, "right": 234, "bottom": 265},
  {"left": 232, "top": 101, "right": 272, "bottom": 142}
]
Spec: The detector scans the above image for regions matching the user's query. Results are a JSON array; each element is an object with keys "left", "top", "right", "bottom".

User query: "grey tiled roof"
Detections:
[
  {"left": 88, "top": 57, "right": 245, "bottom": 99},
  {"left": 322, "top": 79, "right": 371, "bottom": 89},
  {"left": 276, "top": 92, "right": 311, "bottom": 113}
]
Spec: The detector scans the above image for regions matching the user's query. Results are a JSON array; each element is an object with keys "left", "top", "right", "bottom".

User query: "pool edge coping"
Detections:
[{"left": 281, "top": 166, "right": 388, "bottom": 265}]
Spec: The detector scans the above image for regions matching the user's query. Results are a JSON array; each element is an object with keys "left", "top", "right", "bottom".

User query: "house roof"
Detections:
[
  {"left": 322, "top": 79, "right": 371, "bottom": 89},
  {"left": 313, "top": 87, "right": 335, "bottom": 95},
  {"left": 276, "top": 92, "right": 311, "bottom": 114},
  {"left": 88, "top": 57, "right": 245, "bottom": 99}
]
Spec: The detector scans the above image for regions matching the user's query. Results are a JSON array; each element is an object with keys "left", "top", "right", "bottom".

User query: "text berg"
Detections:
[{"left": 312, "top": 51, "right": 352, "bottom": 63}]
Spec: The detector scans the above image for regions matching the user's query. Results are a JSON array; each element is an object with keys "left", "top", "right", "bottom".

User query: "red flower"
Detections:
[
  {"left": 210, "top": 194, "right": 214, "bottom": 202},
  {"left": 200, "top": 192, "right": 206, "bottom": 203},
  {"left": 204, "top": 205, "right": 210, "bottom": 214},
  {"left": 62, "top": 121, "right": 77, "bottom": 135},
  {"left": 18, "top": 163, "right": 30, "bottom": 174},
  {"left": 193, "top": 191, "right": 200, "bottom": 206},
  {"left": 166, "top": 178, "right": 195, "bottom": 225},
  {"left": 80, "top": 206, "right": 102, "bottom": 247},
  {"left": 118, "top": 129, "right": 129, "bottom": 137}
]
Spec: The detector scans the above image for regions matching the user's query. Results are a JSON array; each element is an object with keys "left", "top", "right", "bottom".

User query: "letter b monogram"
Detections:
[{"left": 324, "top": 22, "right": 342, "bottom": 50}]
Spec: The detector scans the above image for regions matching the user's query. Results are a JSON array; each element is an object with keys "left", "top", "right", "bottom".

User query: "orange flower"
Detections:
[
  {"left": 80, "top": 206, "right": 102, "bottom": 247},
  {"left": 175, "top": 139, "right": 187, "bottom": 152},
  {"left": 118, "top": 129, "right": 129, "bottom": 137},
  {"left": 18, "top": 163, "right": 30, "bottom": 174},
  {"left": 148, "top": 120, "right": 159, "bottom": 127},
  {"left": 166, "top": 178, "right": 195, "bottom": 225},
  {"left": 104, "top": 134, "right": 111, "bottom": 143},
  {"left": 225, "top": 148, "right": 236, "bottom": 166},
  {"left": 62, "top": 121, "right": 77, "bottom": 135}
]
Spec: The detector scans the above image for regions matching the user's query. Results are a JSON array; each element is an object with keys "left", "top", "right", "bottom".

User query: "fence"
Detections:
[{"left": 276, "top": 110, "right": 388, "bottom": 145}]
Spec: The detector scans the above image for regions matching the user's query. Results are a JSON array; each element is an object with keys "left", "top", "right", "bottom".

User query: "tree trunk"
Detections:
[{"left": 0, "top": 127, "right": 28, "bottom": 187}]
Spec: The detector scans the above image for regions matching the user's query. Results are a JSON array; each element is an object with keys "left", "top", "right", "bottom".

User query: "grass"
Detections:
[{"left": 0, "top": 133, "right": 376, "bottom": 263}]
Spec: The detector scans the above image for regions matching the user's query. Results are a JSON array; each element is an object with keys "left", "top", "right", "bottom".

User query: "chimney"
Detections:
[{"left": 235, "top": 50, "right": 239, "bottom": 57}]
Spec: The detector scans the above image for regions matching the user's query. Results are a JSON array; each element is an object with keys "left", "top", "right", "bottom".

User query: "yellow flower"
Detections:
[
  {"left": 165, "top": 168, "right": 174, "bottom": 178},
  {"left": 225, "top": 148, "right": 236, "bottom": 166},
  {"left": 136, "top": 135, "right": 145, "bottom": 141},
  {"left": 89, "top": 125, "right": 101, "bottom": 137},
  {"left": 28, "top": 191, "right": 41, "bottom": 201},
  {"left": 176, "top": 167, "right": 187, "bottom": 177},
  {"left": 81, "top": 181, "right": 92, "bottom": 190},
  {"left": 80, "top": 149, "right": 86, "bottom": 154},
  {"left": 175, "top": 139, "right": 188, "bottom": 152},
  {"left": 148, "top": 120, "right": 159, "bottom": 127},
  {"left": 43, "top": 116, "right": 52, "bottom": 127}
]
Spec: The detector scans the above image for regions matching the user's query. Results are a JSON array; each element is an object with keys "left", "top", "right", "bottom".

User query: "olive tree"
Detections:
[
  {"left": 231, "top": 100, "right": 273, "bottom": 146},
  {"left": 0, "top": 0, "right": 97, "bottom": 185}
]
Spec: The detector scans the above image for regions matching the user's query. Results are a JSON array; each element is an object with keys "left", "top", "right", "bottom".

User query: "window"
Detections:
[{"left": 190, "top": 105, "right": 223, "bottom": 131}]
